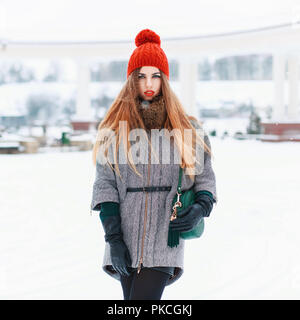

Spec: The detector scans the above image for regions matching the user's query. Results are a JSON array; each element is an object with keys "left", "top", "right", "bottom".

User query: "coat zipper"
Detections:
[{"left": 137, "top": 141, "right": 151, "bottom": 274}]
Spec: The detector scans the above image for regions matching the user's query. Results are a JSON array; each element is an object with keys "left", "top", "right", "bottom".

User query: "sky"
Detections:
[{"left": 0, "top": 0, "right": 300, "bottom": 42}]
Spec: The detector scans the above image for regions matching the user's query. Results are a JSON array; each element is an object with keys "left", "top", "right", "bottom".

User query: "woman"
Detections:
[{"left": 91, "top": 29, "right": 218, "bottom": 300}]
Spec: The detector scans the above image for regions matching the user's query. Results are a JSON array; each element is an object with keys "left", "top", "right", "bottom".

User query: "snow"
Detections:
[
  {"left": 0, "top": 142, "right": 20, "bottom": 148},
  {"left": 202, "top": 117, "right": 250, "bottom": 136},
  {"left": 0, "top": 133, "right": 37, "bottom": 142},
  {"left": 16, "top": 126, "right": 73, "bottom": 139},
  {"left": 69, "top": 133, "right": 95, "bottom": 141},
  {"left": 0, "top": 137, "right": 300, "bottom": 300}
]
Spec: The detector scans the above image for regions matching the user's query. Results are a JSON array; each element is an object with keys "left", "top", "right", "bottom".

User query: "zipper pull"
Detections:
[
  {"left": 170, "top": 207, "right": 177, "bottom": 221},
  {"left": 137, "top": 260, "right": 143, "bottom": 274},
  {"left": 171, "top": 191, "right": 182, "bottom": 221}
]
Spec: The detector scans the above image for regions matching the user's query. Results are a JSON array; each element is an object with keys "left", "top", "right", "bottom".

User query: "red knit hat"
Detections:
[{"left": 127, "top": 29, "right": 169, "bottom": 80}]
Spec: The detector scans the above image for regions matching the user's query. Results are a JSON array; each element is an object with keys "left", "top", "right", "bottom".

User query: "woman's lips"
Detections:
[{"left": 144, "top": 91, "right": 154, "bottom": 96}]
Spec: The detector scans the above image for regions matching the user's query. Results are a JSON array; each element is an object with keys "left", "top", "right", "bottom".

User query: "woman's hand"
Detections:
[
  {"left": 99, "top": 203, "right": 132, "bottom": 277},
  {"left": 109, "top": 239, "right": 132, "bottom": 277},
  {"left": 169, "top": 203, "right": 204, "bottom": 232},
  {"left": 169, "top": 192, "right": 214, "bottom": 232}
]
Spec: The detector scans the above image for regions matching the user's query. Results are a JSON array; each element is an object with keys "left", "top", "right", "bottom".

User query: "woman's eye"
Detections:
[{"left": 138, "top": 75, "right": 161, "bottom": 78}]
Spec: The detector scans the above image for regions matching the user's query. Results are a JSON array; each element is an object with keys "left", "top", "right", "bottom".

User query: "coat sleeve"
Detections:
[
  {"left": 90, "top": 160, "right": 120, "bottom": 211},
  {"left": 193, "top": 132, "right": 218, "bottom": 204}
]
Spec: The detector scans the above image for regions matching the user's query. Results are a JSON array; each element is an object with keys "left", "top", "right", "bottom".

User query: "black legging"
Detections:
[{"left": 120, "top": 266, "right": 170, "bottom": 300}]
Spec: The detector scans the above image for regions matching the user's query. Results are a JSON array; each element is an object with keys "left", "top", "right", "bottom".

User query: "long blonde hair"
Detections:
[{"left": 92, "top": 68, "right": 213, "bottom": 182}]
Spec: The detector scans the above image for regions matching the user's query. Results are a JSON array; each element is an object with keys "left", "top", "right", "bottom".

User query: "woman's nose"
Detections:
[{"left": 146, "top": 77, "right": 153, "bottom": 87}]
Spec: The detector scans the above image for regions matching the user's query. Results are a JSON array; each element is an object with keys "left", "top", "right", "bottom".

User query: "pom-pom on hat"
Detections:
[{"left": 127, "top": 29, "right": 169, "bottom": 80}]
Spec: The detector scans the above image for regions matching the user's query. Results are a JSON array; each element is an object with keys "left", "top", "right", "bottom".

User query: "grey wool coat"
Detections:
[{"left": 90, "top": 120, "right": 218, "bottom": 286}]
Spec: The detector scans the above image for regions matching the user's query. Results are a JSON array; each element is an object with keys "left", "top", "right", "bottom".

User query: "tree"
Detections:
[
  {"left": 26, "top": 93, "right": 61, "bottom": 125},
  {"left": 43, "top": 61, "right": 62, "bottom": 82},
  {"left": 62, "top": 97, "right": 76, "bottom": 121},
  {"left": 262, "top": 55, "right": 272, "bottom": 80},
  {"left": 169, "top": 60, "right": 179, "bottom": 80},
  {"left": 214, "top": 57, "right": 229, "bottom": 80},
  {"left": 247, "top": 109, "right": 262, "bottom": 134},
  {"left": 108, "top": 61, "right": 127, "bottom": 81},
  {"left": 199, "top": 58, "right": 212, "bottom": 80},
  {"left": 0, "top": 61, "right": 35, "bottom": 83}
]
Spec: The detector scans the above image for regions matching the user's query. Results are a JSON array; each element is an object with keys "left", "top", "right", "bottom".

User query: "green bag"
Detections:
[{"left": 168, "top": 167, "right": 205, "bottom": 248}]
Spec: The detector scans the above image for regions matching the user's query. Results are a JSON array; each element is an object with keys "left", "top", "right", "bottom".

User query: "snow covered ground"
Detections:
[{"left": 0, "top": 137, "right": 300, "bottom": 300}]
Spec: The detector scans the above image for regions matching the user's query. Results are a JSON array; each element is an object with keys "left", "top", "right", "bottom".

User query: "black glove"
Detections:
[
  {"left": 169, "top": 192, "right": 214, "bottom": 232},
  {"left": 100, "top": 203, "right": 132, "bottom": 277}
]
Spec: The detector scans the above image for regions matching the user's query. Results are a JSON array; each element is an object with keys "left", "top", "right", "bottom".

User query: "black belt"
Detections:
[{"left": 126, "top": 186, "right": 172, "bottom": 192}]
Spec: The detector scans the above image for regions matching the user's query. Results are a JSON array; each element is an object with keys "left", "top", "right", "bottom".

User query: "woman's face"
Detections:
[{"left": 138, "top": 66, "right": 162, "bottom": 101}]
